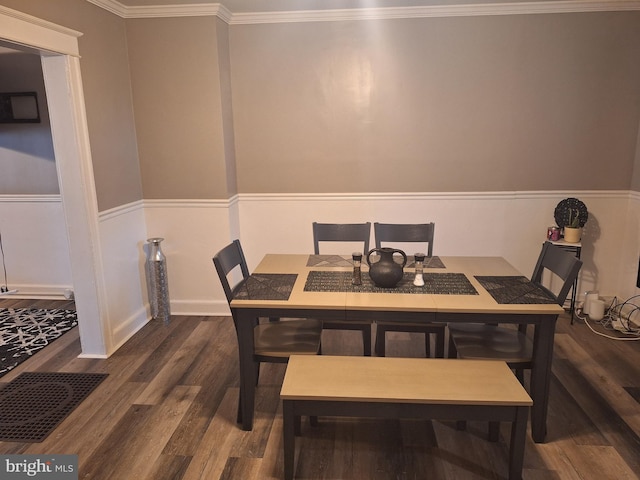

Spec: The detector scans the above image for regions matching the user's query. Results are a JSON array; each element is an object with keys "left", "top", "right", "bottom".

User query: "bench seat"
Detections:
[{"left": 280, "top": 355, "right": 532, "bottom": 480}]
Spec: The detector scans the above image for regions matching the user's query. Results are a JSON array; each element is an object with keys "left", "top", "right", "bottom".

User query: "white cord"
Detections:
[{"left": 575, "top": 301, "right": 640, "bottom": 341}]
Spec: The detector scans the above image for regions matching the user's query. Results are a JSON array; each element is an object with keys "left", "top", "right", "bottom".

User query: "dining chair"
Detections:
[
  {"left": 372, "top": 222, "right": 446, "bottom": 357},
  {"left": 447, "top": 241, "right": 582, "bottom": 439},
  {"left": 312, "top": 222, "right": 373, "bottom": 356},
  {"left": 213, "top": 239, "right": 323, "bottom": 424}
]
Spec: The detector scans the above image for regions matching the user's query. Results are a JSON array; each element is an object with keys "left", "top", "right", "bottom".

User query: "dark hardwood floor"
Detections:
[{"left": 1, "top": 298, "right": 639, "bottom": 479}]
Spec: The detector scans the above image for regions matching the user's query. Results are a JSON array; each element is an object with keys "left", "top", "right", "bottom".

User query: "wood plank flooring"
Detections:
[{"left": 1, "top": 299, "right": 639, "bottom": 479}]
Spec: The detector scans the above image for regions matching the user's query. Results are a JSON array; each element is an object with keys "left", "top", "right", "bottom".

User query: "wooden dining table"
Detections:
[{"left": 229, "top": 253, "right": 563, "bottom": 443}]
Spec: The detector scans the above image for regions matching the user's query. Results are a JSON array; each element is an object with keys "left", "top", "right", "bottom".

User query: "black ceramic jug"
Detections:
[{"left": 366, "top": 247, "right": 407, "bottom": 288}]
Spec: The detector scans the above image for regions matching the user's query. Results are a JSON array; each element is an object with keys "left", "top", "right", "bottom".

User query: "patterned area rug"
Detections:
[
  {"left": 0, "top": 372, "right": 107, "bottom": 442},
  {"left": 0, "top": 308, "right": 78, "bottom": 378}
]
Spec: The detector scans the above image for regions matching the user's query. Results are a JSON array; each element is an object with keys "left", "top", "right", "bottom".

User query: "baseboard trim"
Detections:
[
  {"left": 170, "top": 299, "right": 230, "bottom": 317},
  {"left": 109, "top": 306, "right": 151, "bottom": 355},
  {"left": 0, "top": 284, "right": 73, "bottom": 300}
]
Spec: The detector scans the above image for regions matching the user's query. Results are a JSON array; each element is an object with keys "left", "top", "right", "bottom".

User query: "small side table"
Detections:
[{"left": 549, "top": 239, "right": 582, "bottom": 323}]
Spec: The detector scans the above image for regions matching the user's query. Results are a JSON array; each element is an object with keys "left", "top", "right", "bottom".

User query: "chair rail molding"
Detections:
[{"left": 236, "top": 190, "right": 631, "bottom": 202}]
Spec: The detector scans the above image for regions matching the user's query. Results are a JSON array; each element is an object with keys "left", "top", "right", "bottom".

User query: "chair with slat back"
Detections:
[
  {"left": 447, "top": 241, "right": 582, "bottom": 439},
  {"left": 312, "top": 222, "right": 373, "bottom": 355},
  {"left": 372, "top": 222, "right": 446, "bottom": 357},
  {"left": 213, "top": 239, "right": 323, "bottom": 424}
]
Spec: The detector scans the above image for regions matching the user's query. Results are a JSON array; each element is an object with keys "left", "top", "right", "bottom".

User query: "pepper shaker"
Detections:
[
  {"left": 352, "top": 252, "right": 363, "bottom": 285},
  {"left": 413, "top": 252, "right": 425, "bottom": 287}
]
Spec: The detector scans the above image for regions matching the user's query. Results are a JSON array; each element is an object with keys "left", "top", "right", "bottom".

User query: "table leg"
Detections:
[
  {"left": 235, "top": 310, "right": 257, "bottom": 431},
  {"left": 529, "top": 315, "right": 558, "bottom": 443},
  {"left": 283, "top": 400, "right": 295, "bottom": 480}
]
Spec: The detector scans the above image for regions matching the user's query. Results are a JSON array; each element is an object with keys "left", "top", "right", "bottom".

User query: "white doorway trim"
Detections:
[{"left": 0, "top": 5, "right": 109, "bottom": 356}]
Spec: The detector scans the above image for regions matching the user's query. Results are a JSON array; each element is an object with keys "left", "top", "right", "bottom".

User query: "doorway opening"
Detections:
[{"left": 0, "top": 10, "right": 107, "bottom": 357}]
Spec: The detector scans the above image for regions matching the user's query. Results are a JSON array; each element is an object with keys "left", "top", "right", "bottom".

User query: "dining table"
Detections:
[{"left": 229, "top": 253, "right": 564, "bottom": 443}]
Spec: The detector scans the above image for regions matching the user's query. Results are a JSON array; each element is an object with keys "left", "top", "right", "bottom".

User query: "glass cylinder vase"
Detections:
[{"left": 145, "top": 237, "right": 171, "bottom": 325}]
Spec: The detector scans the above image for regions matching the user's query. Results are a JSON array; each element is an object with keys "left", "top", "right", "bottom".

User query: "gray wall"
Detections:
[
  {"left": 125, "top": 16, "right": 232, "bottom": 199},
  {"left": 0, "top": 0, "right": 143, "bottom": 211},
  {"left": 230, "top": 13, "right": 640, "bottom": 193},
  {"left": 0, "top": 52, "right": 57, "bottom": 194},
  {"left": 633, "top": 123, "right": 640, "bottom": 193},
  {"left": 1, "top": 1, "right": 639, "bottom": 204}
]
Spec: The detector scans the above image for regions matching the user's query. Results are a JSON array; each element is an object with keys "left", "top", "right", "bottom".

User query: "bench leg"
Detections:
[
  {"left": 508, "top": 406, "right": 528, "bottom": 480},
  {"left": 283, "top": 400, "right": 296, "bottom": 480}
]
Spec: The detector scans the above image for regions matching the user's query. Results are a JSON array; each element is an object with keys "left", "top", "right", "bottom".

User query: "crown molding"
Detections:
[
  {"left": 85, "top": 0, "right": 128, "bottom": 17},
  {"left": 86, "top": 0, "right": 232, "bottom": 19},
  {"left": 229, "top": 0, "right": 640, "bottom": 24},
  {"left": 86, "top": 0, "right": 640, "bottom": 22}
]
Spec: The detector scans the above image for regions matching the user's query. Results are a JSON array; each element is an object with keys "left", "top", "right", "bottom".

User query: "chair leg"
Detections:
[
  {"left": 294, "top": 415, "right": 301, "bottom": 436},
  {"left": 435, "top": 329, "right": 446, "bottom": 358},
  {"left": 363, "top": 325, "right": 372, "bottom": 356},
  {"left": 237, "top": 390, "right": 243, "bottom": 424},
  {"left": 447, "top": 335, "right": 458, "bottom": 358},
  {"left": 488, "top": 421, "right": 500, "bottom": 442},
  {"left": 425, "top": 333, "right": 431, "bottom": 357},
  {"left": 375, "top": 327, "right": 386, "bottom": 357}
]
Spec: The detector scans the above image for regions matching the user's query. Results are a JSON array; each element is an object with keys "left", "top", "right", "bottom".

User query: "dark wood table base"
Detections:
[{"left": 283, "top": 400, "right": 529, "bottom": 480}]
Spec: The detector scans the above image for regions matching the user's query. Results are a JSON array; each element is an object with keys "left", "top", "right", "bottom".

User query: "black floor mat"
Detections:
[{"left": 0, "top": 372, "right": 108, "bottom": 442}]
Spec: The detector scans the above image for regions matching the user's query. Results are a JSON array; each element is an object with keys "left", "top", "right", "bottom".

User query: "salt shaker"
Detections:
[
  {"left": 352, "top": 252, "right": 363, "bottom": 285},
  {"left": 413, "top": 252, "right": 425, "bottom": 287}
]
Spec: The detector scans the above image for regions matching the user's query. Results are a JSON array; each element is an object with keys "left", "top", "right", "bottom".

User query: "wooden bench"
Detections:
[{"left": 281, "top": 355, "right": 532, "bottom": 480}]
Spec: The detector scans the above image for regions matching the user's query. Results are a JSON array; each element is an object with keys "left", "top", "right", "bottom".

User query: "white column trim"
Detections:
[
  {"left": 0, "top": 5, "right": 81, "bottom": 56},
  {"left": 43, "top": 54, "right": 110, "bottom": 356}
]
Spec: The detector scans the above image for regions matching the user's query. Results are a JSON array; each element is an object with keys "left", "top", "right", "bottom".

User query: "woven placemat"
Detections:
[
  {"left": 233, "top": 273, "right": 298, "bottom": 300},
  {"left": 0, "top": 372, "right": 108, "bottom": 442},
  {"left": 304, "top": 271, "right": 477, "bottom": 295},
  {"left": 475, "top": 276, "right": 557, "bottom": 304}
]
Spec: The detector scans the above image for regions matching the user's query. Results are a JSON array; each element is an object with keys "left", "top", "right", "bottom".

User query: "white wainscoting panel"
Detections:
[
  {"left": 0, "top": 195, "right": 73, "bottom": 297},
  {"left": 143, "top": 199, "right": 233, "bottom": 316},
  {"left": 618, "top": 192, "right": 640, "bottom": 302},
  {"left": 235, "top": 191, "right": 630, "bottom": 304},
  {"left": 98, "top": 201, "right": 150, "bottom": 352},
  {"left": 3, "top": 192, "right": 635, "bottom": 327}
]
